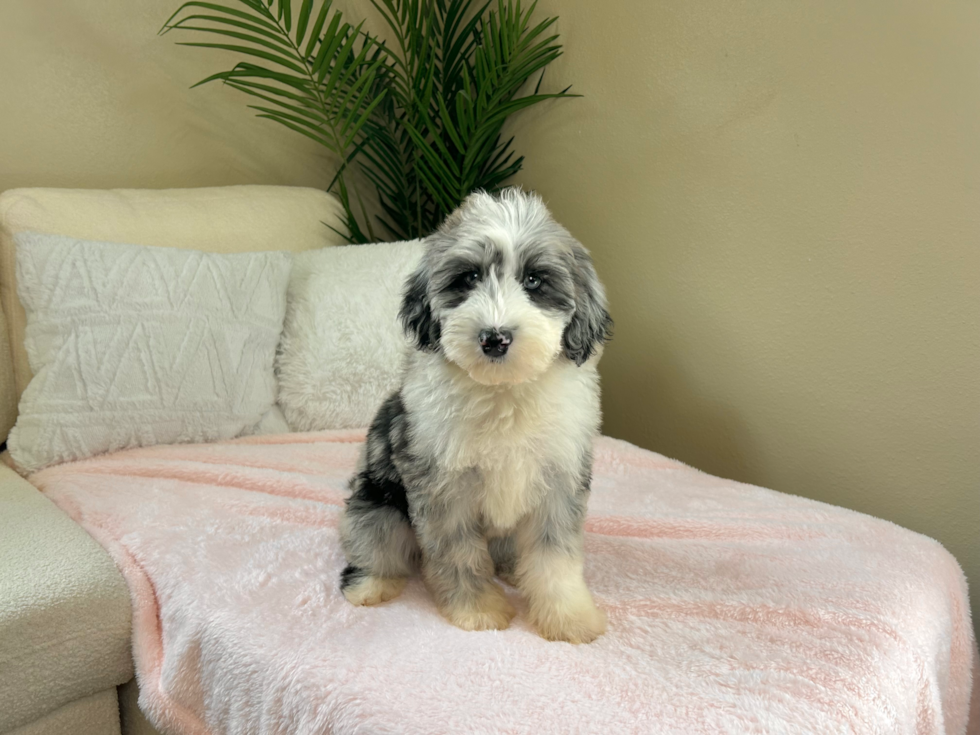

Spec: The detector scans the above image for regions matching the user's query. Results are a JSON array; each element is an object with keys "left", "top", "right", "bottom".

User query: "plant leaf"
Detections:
[{"left": 175, "top": 42, "right": 306, "bottom": 73}]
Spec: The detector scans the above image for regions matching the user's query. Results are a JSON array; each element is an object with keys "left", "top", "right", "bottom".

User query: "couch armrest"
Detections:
[{"left": 0, "top": 464, "right": 133, "bottom": 732}]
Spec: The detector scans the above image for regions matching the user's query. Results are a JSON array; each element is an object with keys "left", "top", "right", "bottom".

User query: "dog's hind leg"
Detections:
[
  {"left": 339, "top": 483, "right": 419, "bottom": 607},
  {"left": 339, "top": 392, "right": 419, "bottom": 606}
]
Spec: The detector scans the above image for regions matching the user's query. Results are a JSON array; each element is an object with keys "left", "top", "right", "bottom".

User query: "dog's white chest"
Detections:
[
  {"left": 479, "top": 454, "right": 536, "bottom": 531},
  {"left": 455, "top": 389, "right": 550, "bottom": 531},
  {"left": 404, "top": 353, "right": 601, "bottom": 532}
]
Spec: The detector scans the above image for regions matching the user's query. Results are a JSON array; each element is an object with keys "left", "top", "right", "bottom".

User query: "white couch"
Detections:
[{"left": 0, "top": 185, "right": 348, "bottom": 735}]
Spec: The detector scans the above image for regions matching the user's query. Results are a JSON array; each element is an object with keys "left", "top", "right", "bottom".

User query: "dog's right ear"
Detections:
[{"left": 399, "top": 264, "right": 440, "bottom": 351}]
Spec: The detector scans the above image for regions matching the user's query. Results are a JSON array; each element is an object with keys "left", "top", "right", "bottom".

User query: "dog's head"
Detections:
[{"left": 399, "top": 189, "right": 612, "bottom": 385}]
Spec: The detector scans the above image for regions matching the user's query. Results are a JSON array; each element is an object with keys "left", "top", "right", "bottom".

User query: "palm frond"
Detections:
[{"left": 163, "top": 0, "right": 576, "bottom": 241}]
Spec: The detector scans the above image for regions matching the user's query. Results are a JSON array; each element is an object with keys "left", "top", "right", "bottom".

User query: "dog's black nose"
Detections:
[{"left": 479, "top": 328, "right": 512, "bottom": 357}]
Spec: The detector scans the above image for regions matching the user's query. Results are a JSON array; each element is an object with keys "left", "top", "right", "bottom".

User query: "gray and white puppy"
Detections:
[{"left": 339, "top": 188, "right": 613, "bottom": 643}]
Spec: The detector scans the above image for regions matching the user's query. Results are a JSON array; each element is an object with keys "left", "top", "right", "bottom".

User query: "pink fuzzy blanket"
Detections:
[{"left": 31, "top": 431, "right": 977, "bottom": 735}]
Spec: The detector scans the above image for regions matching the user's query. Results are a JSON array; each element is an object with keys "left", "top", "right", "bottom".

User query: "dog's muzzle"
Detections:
[{"left": 479, "top": 328, "right": 512, "bottom": 358}]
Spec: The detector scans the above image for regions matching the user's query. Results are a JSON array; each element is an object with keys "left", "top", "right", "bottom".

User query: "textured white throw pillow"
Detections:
[
  {"left": 8, "top": 232, "right": 292, "bottom": 473},
  {"left": 277, "top": 240, "right": 424, "bottom": 431}
]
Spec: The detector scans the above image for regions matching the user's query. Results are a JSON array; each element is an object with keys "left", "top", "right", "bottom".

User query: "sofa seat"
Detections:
[
  {"left": 6, "top": 688, "right": 121, "bottom": 735},
  {"left": 0, "top": 184, "right": 347, "bottom": 734},
  {"left": 0, "top": 464, "right": 132, "bottom": 733}
]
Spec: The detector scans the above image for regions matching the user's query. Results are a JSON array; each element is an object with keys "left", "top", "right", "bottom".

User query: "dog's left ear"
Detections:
[
  {"left": 562, "top": 245, "right": 613, "bottom": 366},
  {"left": 399, "top": 263, "right": 441, "bottom": 351}
]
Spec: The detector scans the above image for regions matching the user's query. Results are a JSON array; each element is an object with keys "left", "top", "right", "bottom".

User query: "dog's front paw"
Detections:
[
  {"left": 530, "top": 595, "right": 607, "bottom": 644},
  {"left": 442, "top": 584, "right": 516, "bottom": 631}
]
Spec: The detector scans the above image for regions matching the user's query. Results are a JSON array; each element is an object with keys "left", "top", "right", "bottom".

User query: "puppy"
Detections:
[{"left": 339, "top": 188, "right": 613, "bottom": 644}]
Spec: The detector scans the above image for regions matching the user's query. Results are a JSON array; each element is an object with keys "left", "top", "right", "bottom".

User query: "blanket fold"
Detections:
[{"left": 30, "top": 431, "right": 977, "bottom": 735}]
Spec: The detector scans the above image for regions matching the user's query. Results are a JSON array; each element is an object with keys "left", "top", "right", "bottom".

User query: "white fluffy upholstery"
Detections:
[
  {"left": 277, "top": 240, "right": 423, "bottom": 431},
  {"left": 8, "top": 232, "right": 292, "bottom": 473}
]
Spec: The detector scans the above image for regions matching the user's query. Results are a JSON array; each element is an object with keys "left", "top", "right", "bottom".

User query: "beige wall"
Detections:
[
  {"left": 506, "top": 0, "right": 979, "bottom": 634},
  {"left": 1, "top": 0, "right": 977, "bottom": 634},
  {"left": 0, "top": 0, "right": 346, "bottom": 193}
]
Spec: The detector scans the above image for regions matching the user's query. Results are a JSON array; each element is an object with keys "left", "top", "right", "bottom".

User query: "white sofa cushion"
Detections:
[
  {"left": 0, "top": 185, "right": 347, "bottom": 443},
  {"left": 277, "top": 240, "right": 423, "bottom": 431},
  {"left": 8, "top": 233, "right": 291, "bottom": 473}
]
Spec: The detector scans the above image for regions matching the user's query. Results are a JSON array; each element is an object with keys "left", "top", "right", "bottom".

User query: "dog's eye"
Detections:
[
  {"left": 464, "top": 271, "right": 481, "bottom": 286},
  {"left": 523, "top": 273, "right": 542, "bottom": 290}
]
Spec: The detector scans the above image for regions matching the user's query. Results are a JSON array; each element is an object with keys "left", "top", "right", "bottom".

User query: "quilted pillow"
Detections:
[
  {"left": 8, "top": 232, "right": 292, "bottom": 473},
  {"left": 276, "top": 240, "right": 423, "bottom": 431}
]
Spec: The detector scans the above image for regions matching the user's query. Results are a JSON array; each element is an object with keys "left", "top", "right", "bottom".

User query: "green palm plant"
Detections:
[{"left": 161, "top": 0, "right": 576, "bottom": 242}]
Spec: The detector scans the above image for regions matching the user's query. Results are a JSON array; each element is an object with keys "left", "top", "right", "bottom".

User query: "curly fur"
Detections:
[{"left": 339, "top": 189, "right": 612, "bottom": 643}]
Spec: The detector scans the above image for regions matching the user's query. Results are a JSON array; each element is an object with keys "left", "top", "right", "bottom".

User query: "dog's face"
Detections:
[{"left": 400, "top": 189, "right": 612, "bottom": 385}]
